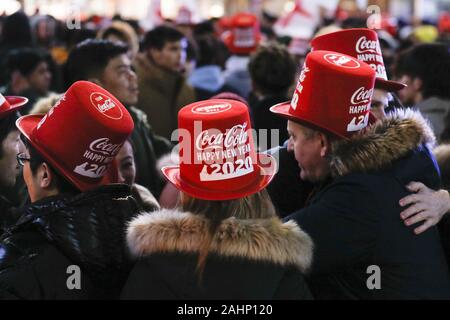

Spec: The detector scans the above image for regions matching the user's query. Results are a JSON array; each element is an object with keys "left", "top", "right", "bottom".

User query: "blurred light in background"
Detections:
[{"left": 0, "top": 0, "right": 21, "bottom": 15}]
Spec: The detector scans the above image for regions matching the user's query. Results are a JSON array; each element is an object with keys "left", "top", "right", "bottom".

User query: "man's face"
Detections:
[
  {"left": 116, "top": 140, "right": 136, "bottom": 186},
  {"left": 99, "top": 54, "right": 138, "bottom": 106},
  {"left": 0, "top": 130, "right": 21, "bottom": 187},
  {"left": 370, "top": 89, "right": 389, "bottom": 120},
  {"left": 396, "top": 74, "right": 419, "bottom": 106},
  {"left": 287, "top": 120, "right": 330, "bottom": 183},
  {"left": 150, "top": 39, "right": 187, "bottom": 72},
  {"left": 27, "top": 61, "right": 52, "bottom": 95}
]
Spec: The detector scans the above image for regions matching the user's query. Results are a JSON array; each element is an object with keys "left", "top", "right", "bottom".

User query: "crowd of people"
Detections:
[{"left": 0, "top": 6, "right": 450, "bottom": 299}]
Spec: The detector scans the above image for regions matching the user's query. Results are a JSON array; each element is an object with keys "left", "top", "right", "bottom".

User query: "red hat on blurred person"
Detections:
[
  {"left": 16, "top": 80, "right": 134, "bottom": 192},
  {"left": 223, "top": 13, "right": 261, "bottom": 55},
  {"left": 311, "top": 28, "right": 405, "bottom": 92},
  {"left": 162, "top": 99, "right": 277, "bottom": 200},
  {"left": 270, "top": 50, "right": 376, "bottom": 139},
  {"left": 0, "top": 93, "right": 28, "bottom": 120}
]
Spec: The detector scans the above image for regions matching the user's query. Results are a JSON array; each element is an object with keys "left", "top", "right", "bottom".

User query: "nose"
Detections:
[
  {"left": 287, "top": 138, "right": 294, "bottom": 152},
  {"left": 117, "top": 169, "right": 125, "bottom": 184}
]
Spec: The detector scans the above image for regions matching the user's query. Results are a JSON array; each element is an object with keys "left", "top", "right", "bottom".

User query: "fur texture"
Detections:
[
  {"left": 330, "top": 108, "right": 436, "bottom": 177},
  {"left": 127, "top": 209, "right": 313, "bottom": 272}
]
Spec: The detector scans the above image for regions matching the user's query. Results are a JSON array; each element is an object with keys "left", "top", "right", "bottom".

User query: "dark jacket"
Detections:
[
  {"left": 250, "top": 95, "right": 290, "bottom": 148},
  {"left": 287, "top": 109, "right": 450, "bottom": 299},
  {"left": 0, "top": 194, "right": 21, "bottom": 235},
  {"left": 127, "top": 106, "right": 173, "bottom": 198},
  {"left": 121, "top": 209, "right": 314, "bottom": 300},
  {"left": 0, "top": 184, "right": 139, "bottom": 299}
]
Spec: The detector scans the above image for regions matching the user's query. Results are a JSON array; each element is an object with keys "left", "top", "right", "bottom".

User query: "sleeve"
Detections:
[{"left": 285, "top": 179, "right": 378, "bottom": 275}]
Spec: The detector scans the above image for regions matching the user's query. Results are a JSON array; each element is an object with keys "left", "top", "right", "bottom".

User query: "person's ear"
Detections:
[
  {"left": 318, "top": 132, "right": 331, "bottom": 158},
  {"left": 39, "top": 163, "right": 54, "bottom": 189},
  {"left": 412, "top": 77, "right": 422, "bottom": 91}
]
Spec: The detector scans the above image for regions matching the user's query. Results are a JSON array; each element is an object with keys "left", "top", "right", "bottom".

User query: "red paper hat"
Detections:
[
  {"left": 0, "top": 93, "right": 28, "bottom": 120},
  {"left": 162, "top": 99, "right": 277, "bottom": 200},
  {"left": 223, "top": 13, "right": 261, "bottom": 55},
  {"left": 16, "top": 81, "right": 134, "bottom": 192},
  {"left": 270, "top": 50, "right": 376, "bottom": 139},
  {"left": 311, "top": 28, "right": 406, "bottom": 92}
]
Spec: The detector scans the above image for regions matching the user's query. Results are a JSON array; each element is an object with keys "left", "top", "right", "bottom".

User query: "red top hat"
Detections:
[
  {"left": 311, "top": 28, "right": 406, "bottom": 92},
  {"left": 223, "top": 13, "right": 261, "bottom": 55},
  {"left": 16, "top": 81, "right": 134, "bottom": 192},
  {"left": 270, "top": 50, "right": 376, "bottom": 139},
  {"left": 162, "top": 99, "right": 277, "bottom": 200},
  {"left": 0, "top": 93, "right": 28, "bottom": 120}
]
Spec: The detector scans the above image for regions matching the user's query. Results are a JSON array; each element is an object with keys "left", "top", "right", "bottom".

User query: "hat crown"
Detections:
[
  {"left": 272, "top": 50, "right": 376, "bottom": 139},
  {"left": 311, "top": 28, "right": 388, "bottom": 81},
  {"left": 225, "top": 13, "right": 260, "bottom": 54},
  {"left": 18, "top": 80, "right": 134, "bottom": 191},
  {"left": 177, "top": 99, "right": 260, "bottom": 194}
]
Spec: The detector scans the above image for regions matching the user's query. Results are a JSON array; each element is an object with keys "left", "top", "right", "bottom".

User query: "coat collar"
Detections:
[
  {"left": 127, "top": 209, "right": 313, "bottom": 272},
  {"left": 330, "top": 108, "right": 436, "bottom": 177}
]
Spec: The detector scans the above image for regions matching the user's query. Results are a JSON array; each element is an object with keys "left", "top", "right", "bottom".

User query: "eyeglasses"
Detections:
[{"left": 17, "top": 153, "right": 31, "bottom": 166}]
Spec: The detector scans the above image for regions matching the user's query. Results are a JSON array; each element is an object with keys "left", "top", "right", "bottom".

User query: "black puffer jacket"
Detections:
[
  {"left": 0, "top": 194, "right": 22, "bottom": 236},
  {"left": 0, "top": 184, "right": 139, "bottom": 299}
]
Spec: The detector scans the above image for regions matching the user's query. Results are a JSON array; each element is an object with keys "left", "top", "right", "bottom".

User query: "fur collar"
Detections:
[
  {"left": 330, "top": 108, "right": 436, "bottom": 177},
  {"left": 127, "top": 209, "right": 313, "bottom": 272}
]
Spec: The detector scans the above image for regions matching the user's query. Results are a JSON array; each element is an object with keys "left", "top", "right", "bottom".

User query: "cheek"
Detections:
[{"left": 23, "top": 165, "right": 37, "bottom": 201}]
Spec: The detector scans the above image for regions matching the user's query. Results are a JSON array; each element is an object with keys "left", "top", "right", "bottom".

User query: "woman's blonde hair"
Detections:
[{"left": 181, "top": 189, "right": 277, "bottom": 277}]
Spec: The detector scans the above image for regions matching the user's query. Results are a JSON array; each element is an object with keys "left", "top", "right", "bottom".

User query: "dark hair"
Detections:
[
  {"left": 20, "top": 134, "right": 80, "bottom": 195},
  {"left": 6, "top": 48, "right": 48, "bottom": 78},
  {"left": 102, "top": 28, "right": 128, "bottom": 43},
  {"left": 195, "top": 36, "right": 223, "bottom": 66},
  {"left": 0, "top": 112, "right": 20, "bottom": 158},
  {"left": 65, "top": 39, "right": 128, "bottom": 86},
  {"left": 395, "top": 43, "right": 450, "bottom": 99},
  {"left": 248, "top": 42, "right": 297, "bottom": 95},
  {"left": 141, "top": 26, "right": 184, "bottom": 51},
  {"left": 0, "top": 11, "right": 32, "bottom": 47}
]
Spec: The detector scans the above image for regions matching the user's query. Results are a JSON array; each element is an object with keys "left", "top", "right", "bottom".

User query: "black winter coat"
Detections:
[
  {"left": 127, "top": 106, "right": 173, "bottom": 199},
  {"left": 0, "top": 184, "right": 139, "bottom": 299},
  {"left": 288, "top": 110, "right": 450, "bottom": 299},
  {"left": 121, "top": 209, "right": 314, "bottom": 300},
  {"left": 249, "top": 95, "right": 290, "bottom": 149}
]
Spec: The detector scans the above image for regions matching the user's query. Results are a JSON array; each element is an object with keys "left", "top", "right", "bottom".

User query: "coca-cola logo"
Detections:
[
  {"left": 90, "top": 92, "right": 123, "bottom": 120},
  {"left": 350, "top": 86, "right": 374, "bottom": 105},
  {"left": 192, "top": 102, "right": 232, "bottom": 115},
  {"left": 355, "top": 36, "right": 381, "bottom": 55},
  {"left": 89, "top": 138, "right": 122, "bottom": 156},
  {"left": 324, "top": 53, "right": 360, "bottom": 69},
  {"left": 196, "top": 123, "right": 248, "bottom": 151}
]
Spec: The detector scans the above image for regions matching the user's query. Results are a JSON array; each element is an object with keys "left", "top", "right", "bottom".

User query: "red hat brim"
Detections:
[
  {"left": 161, "top": 153, "right": 278, "bottom": 201},
  {"left": 270, "top": 101, "right": 348, "bottom": 139},
  {"left": 16, "top": 114, "right": 117, "bottom": 192},
  {"left": 375, "top": 78, "right": 407, "bottom": 92},
  {"left": 0, "top": 96, "right": 28, "bottom": 119}
]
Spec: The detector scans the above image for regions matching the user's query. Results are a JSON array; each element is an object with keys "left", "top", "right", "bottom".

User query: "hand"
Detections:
[{"left": 399, "top": 182, "right": 450, "bottom": 235}]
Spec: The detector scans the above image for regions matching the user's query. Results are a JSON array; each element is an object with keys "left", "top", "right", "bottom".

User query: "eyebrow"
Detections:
[
  {"left": 115, "top": 64, "right": 130, "bottom": 70},
  {"left": 120, "top": 156, "right": 134, "bottom": 162}
]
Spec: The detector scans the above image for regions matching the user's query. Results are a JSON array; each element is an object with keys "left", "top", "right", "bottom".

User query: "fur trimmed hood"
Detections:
[
  {"left": 330, "top": 108, "right": 436, "bottom": 177},
  {"left": 127, "top": 209, "right": 313, "bottom": 272}
]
